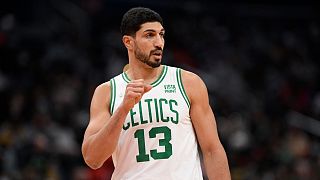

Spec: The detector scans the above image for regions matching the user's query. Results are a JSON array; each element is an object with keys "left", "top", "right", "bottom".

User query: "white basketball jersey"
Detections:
[{"left": 109, "top": 65, "right": 203, "bottom": 180}]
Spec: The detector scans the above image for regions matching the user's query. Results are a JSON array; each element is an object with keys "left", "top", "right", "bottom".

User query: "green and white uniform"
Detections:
[{"left": 109, "top": 65, "right": 203, "bottom": 180}]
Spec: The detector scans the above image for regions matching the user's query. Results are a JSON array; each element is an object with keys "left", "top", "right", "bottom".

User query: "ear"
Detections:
[{"left": 122, "top": 35, "right": 134, "bottom": 50}]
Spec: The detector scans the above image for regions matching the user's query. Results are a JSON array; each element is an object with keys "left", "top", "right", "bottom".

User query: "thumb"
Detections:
[{"left": 144, "top": 84, "right": 152, "bottom": 93}]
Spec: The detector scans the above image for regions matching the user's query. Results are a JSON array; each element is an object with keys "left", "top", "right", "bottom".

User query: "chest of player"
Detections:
[{"left": 120, "top": 84, "right": 187, "bottom": 131}]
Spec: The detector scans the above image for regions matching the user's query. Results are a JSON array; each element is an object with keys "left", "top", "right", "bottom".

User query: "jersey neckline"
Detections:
[{"left": 121, "top": 65, "right": 168, "bottom": 88}]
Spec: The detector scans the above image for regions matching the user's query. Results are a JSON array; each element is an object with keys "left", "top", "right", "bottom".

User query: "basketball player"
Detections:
[{"left": 82, "top": 7, "right": 231, "bottom": 179}]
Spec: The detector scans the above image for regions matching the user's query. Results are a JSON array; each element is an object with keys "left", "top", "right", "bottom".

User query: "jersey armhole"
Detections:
[
  {"left": 176, "top": 68, "right": 191, "bottom": 108},
  {"left": 109, "top": 78, "right": 116, "bottom": 114}
]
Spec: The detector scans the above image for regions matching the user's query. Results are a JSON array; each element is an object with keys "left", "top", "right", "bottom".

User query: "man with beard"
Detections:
[{"left": 82, "top": 7, "right": 231, "bottom": 180}]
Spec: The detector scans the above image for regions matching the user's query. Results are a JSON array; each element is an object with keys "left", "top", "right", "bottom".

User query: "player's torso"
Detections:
[{"left": 109, "top": 65, "right": 203, "bottom": 180}]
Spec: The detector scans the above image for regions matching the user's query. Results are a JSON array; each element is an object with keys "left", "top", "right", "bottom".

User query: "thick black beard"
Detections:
[
  {"left": 145, "top": 59, "right": 161, "bottom": 68},
  {"left": 135, "top": 47, "right": 161, "bottom": 68}
]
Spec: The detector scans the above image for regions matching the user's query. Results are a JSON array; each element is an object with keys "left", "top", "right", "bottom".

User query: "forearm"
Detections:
[
  {"left": 203, "top": 147, "right": 231, "bottom": 180},
  {"left": 82, "top": 105, "right": 129, "bottom": 169}
]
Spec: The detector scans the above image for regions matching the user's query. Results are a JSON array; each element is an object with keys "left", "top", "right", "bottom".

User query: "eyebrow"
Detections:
[{"left": 143, "top": 29, "right": 165, "bottom": 33}]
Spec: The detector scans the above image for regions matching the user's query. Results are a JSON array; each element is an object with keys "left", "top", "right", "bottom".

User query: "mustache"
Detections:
[{"left": 150, "top": 47, "right": 163, "bottom": 55}]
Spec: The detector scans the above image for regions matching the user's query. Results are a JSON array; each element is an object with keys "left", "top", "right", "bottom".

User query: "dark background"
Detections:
[{"left": 1, "top": 0, "right": 320, "bottom": 179}]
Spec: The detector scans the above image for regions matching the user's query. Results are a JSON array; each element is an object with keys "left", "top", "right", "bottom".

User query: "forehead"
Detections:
[{"left": 138, "top": 22, "right": 164, "bottom": 33}]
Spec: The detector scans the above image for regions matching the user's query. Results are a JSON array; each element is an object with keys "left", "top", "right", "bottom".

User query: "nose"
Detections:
[{"left": 154, "top": 34, "right": 164, "bottom": 49}]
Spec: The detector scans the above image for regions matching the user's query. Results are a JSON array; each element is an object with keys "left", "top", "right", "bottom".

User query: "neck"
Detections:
[{"left": 126, "top": 61, "right": 163, "bottom": 85}]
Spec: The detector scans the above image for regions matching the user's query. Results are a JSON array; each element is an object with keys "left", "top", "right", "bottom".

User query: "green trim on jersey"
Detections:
[
  {"left": 110, "top": 78, "right": 116, "bottom": 114},
  {"left": 176, "top": 68, "right": 190, "bottom": 108},
  {"left": 121, "top": 65, "right": 168, "bottom": 88},
  {"left": 150, "top": 65, "right": 168, "bottom": 87},
  {"left": 122, "top": 72, "right": 130, "bottom": 83}
]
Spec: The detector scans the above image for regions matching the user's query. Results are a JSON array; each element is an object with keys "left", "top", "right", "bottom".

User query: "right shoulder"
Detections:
[
  {"left": 91, "top": 81, "right": 112, "bottom": 108},
  {"left": 92, "top": 74, "right": 123, "bottom": 104},
  {"left": 94, "top": 81, "right": 111, "bottom": 95}
]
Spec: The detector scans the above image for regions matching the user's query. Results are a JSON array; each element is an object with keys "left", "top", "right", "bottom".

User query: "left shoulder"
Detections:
[
  {"left": 181, "top": 69, "right": 204, "bottom": 87},
  {"left": 179, "top": 69, "right": 208, "bottom": 103}
]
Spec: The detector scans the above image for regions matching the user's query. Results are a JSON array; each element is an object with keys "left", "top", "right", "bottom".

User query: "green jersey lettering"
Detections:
[
  {"left": 159, "top": 98, "right": 169, "bottom": 122},
  {"left": 144, "top": 99, "right": 153, "bottom": 123},
  {"left": 169, "top": 99, "right": 179, "bottom": 124},
  {"left": 154, "top": 98, "right": 160, "bottom": 122},
  {"left": 130, "top": 109, "right": 139, "bottom": 127},
  {"left": 139, "top": 101, "right": 148, "bottom": 124}
]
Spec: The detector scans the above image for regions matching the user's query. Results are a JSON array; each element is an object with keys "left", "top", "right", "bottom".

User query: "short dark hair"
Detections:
[{"left": 120, "top": 7, "right": 163, "bottom": 36}]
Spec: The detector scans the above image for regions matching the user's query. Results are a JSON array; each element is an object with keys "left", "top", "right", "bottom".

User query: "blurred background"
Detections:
[{"left": 1, "top": 0, "right": 320, "bottom": 179}]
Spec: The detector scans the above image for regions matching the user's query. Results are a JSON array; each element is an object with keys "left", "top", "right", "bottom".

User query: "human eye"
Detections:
[
  {"left": 145, "top": 33, "right": 154, "bottom": 38},
  {"left": 159, "top": 32, "right": 165, "bottom": 38}
]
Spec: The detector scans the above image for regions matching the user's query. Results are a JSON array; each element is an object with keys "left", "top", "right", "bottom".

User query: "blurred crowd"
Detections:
[{"left": 1, "top": 1, "right": 320, "bottom": 180}]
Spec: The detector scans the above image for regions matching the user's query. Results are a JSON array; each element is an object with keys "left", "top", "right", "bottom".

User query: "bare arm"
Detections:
[
  {"left": 182, "top": 70, "right": 231, "bottom": 180},
  {"left": 82, "top": 80, "right": 151, "bottom": 169}
]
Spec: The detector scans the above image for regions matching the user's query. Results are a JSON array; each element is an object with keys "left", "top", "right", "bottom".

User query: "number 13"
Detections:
[{"left": 134, "top": 126, "right": 172, "bottom": 162}]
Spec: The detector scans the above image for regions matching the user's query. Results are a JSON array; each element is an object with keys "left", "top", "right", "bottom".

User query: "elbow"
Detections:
[
  {"left": 87, "top": 161, "right": 103, "bottom": 170},
  {"left": 81, "top": 138, "right": 115, "bottom": 170},
  {"left": 82, "top": 145, "right": 104, "bottom": 170},
  {"left": 83, "top": 154, "right": 104, "bottom": 170}
]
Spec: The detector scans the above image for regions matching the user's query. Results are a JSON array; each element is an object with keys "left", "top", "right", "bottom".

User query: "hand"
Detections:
[{"left": 121, "top": 79, "right": 152, "bottom": 111}]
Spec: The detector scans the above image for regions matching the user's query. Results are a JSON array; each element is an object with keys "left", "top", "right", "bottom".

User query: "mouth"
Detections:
[
  {"left": 152, "top": 50, "right": 162, "bottom": 58},
  {"left": 153, "top": 54, "right": 162, "bottom": 58}
]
